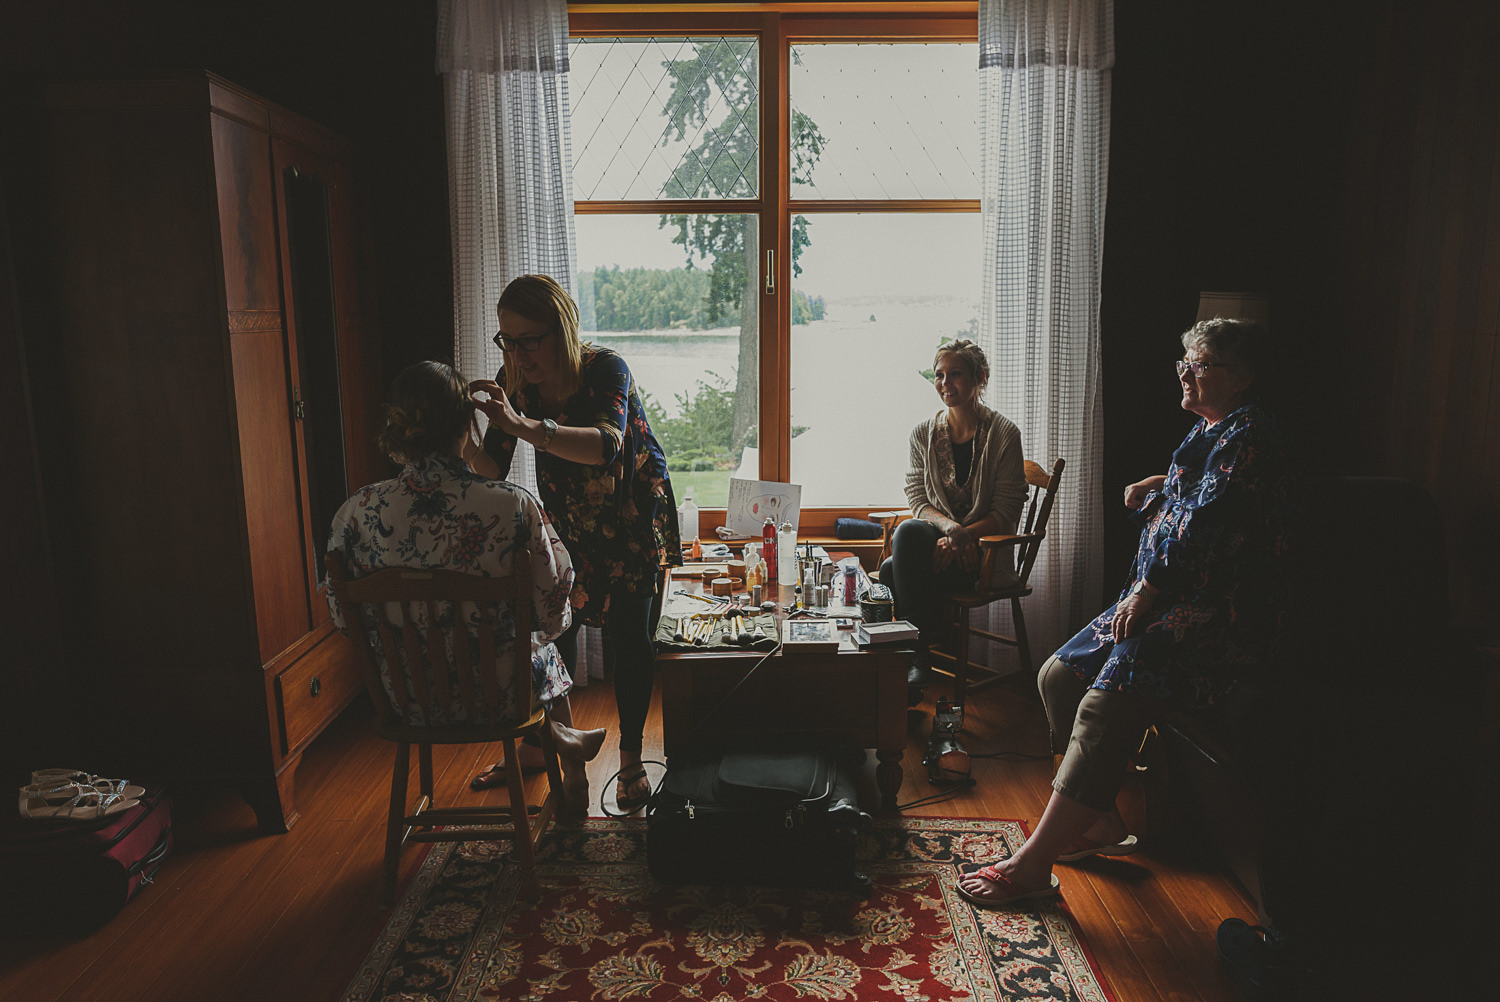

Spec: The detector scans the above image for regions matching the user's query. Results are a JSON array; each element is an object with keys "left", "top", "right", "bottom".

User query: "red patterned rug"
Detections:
[{"left": 343, "top": 816, "right": 1115, "bottom": 1002}]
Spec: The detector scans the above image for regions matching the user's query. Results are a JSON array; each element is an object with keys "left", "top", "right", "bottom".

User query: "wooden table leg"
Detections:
[
  {"left": 658, "top": 663, "right": 691, "bottom": 759},
  {"left": 875, "top": 651, "right": 907, "bottom": 813},
  {"left": 876, "top": 748, "right": 902, "bottom": 813}
]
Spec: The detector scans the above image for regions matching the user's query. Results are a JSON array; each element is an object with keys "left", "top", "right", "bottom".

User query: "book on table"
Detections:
[
  {"left": 781, "top": 618, "right": 840, "bottom": 653},
  {"left": 854, "top": 619, "right": 919, "bottom": 646}
]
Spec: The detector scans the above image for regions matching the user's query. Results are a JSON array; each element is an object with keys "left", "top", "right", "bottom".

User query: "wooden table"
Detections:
[{"left": 655, "top": 573, "right": 909, "bottom": 813}]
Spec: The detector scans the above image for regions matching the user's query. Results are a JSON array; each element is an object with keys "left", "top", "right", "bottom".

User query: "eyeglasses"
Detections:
[
  {"left": 493, "top": 329, "right": 551, "bottom": 353},
  {"left": 1175, "top": 359, "right": 1227, "bottom": 378}
]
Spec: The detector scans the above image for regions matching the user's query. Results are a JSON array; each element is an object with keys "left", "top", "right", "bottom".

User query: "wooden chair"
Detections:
[
  {"left": 325, "top": 550, "right": 564, "bottom": 907},
  {"left": 868, "top": 509, "right": 913, "bottom": 573},
  {"left": 930, "top": 457, "right": 1065, "bottom": 701}
]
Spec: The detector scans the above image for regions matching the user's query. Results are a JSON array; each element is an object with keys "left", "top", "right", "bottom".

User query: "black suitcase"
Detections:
[
  {"left": 646, "top": 747, "right": 871, "bottom": 896},
  {"left": 0, "top": 784, "right": 173, "bottom": 934}
]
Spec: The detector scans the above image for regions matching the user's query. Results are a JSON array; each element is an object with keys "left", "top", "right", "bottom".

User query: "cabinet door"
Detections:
[
  {"left": 214, "top": 113, "right": 313, "bottom": 661},
  {"left": 273, "top": 138, "right": 353, "bottom": 623}
]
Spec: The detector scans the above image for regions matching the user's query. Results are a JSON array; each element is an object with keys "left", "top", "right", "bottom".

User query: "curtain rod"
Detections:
[{"left": 569, "top": 3, "right": 977, "bottom": 14}]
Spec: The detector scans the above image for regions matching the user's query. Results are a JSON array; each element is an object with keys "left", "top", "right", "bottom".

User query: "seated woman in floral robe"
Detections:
[{"left": 325, "top": 360, "right": 606, "bottom": 812}]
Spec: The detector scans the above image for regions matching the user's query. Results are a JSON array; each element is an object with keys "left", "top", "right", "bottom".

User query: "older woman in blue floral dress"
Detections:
[
  {"left": 467, "top": 274, "right": 681, "bottom": 814},
  {"left": 959, "top": 317, "right": 1292, "bottom": 908},
  {"left": 325, "top": 361, "right": 606, "bottom": 814}
]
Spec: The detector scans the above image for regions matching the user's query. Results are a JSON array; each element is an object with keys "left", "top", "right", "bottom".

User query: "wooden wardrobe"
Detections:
[{"left": 9, "top": 72, "right": 384, "bottom": 832}]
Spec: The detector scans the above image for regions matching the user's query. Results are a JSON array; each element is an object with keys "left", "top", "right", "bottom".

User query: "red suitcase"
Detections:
[{"left": 0, "top": 785, "right": 173, "bottom": 934}]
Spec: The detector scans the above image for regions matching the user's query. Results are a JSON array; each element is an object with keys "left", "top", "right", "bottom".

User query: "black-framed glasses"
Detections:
[
  {"left": 493, "top": 329, "right": 551, "bottom": 352},
  {"left": 1175, "top": 359, "right": 1226, "bottom": 378}
]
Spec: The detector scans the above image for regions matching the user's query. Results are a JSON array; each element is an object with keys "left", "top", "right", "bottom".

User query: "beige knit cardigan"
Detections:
[{"left": 903, "top": 404, "right": 1027, "bottom": 532}]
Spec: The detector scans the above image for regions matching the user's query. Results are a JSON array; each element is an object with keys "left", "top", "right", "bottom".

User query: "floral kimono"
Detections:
[
  {"left": 324, "top": 453, "right": 574, "bottom": 724},
  {"left": 485, "top": 347, "right": 681, "bottom": 627},
  {"left": 1055, "top": 402, "right": 1293, "bottom": 709}
]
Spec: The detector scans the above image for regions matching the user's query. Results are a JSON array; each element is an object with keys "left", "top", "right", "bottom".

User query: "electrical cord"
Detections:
[
  {"left": 968, "top": 749, "right": 1052, "bottom": 761},
  {"left": 895, "top": 785, "right": 972, "bottom": 811},
  {"left": 598, "top": 758, "right": 669, "bottom": 818},
  {"left": 600, "top": 641, "right": 785, "bottom": 818}
]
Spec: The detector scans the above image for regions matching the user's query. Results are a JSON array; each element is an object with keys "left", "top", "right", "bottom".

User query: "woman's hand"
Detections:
[
  {"left": 1123, "top": 475, "right": 1167, "bottom": 509},
  {"left": 931, "top": 535, "right": 956, "bottom": 574},
  {"left": 946, "top": 524, "right": 980, "bottom": 574},
  {"left": 468, "top": 379, "right": 526, "bottom": 437},
  {"left": 1111, "top": 580, "right": 1158, "bottom": 642}
]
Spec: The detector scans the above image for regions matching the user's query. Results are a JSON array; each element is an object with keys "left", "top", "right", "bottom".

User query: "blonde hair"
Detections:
[
  {"left": 497, "top": 274, "right": 585, "bottom": 400},
  {"left": 377, "top": 361, "right": 473, "bottom": 463},
  {"left": 935, "top": 338, "right": 990, "bottom": 395}
]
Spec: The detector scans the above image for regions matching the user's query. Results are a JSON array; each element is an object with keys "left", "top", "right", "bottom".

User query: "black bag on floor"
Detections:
[
  {"left": 646, "top": 747, "right": 871, "bottom": 896},
  {"left": 0, "top": 785, "right": 173, "bottom": 934}
]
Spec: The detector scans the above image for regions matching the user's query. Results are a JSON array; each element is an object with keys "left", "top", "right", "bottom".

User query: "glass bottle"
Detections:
[
  {"left": 678, "top": 491, "right": 698, "bottom": 549},
  {"left": 762, "top": 516, "right": 778, "bottom": 582},
  {"left": 777, "top": 519, "right": 798, "bottom": 586}
]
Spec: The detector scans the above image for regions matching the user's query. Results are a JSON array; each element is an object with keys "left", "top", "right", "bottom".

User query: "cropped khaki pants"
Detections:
[{"left": 1038, "top": 655, "right": 1182, "bottom": 813}]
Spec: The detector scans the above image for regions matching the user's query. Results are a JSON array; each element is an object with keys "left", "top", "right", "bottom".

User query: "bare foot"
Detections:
[
  {"left": 615, "top": 763, "right": 651, "bottom": 813},
  {"left": 956, "top": 860, "right": 1059, "bottom": 907},
  {"left": 560, "top": 763, "right": 590, "bottom": 818},
  {"left": 1081, "top": 811, "right": 1129, "bottom": 846}
]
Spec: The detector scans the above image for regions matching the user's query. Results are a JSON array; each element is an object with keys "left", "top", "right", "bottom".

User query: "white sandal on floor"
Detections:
[
  {"left": 19, "top": 780, "right": 140, "bottom": 820},
  {"left": 28, "top": 770, "right": 144, "bottom": 803}
]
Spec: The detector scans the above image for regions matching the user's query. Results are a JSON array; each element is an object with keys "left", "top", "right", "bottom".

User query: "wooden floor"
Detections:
[{"left": 0, "top": 676, "right": 1258, "bottom": 1002}]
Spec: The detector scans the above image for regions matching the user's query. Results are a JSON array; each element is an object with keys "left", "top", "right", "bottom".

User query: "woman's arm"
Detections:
[
  {"left": 1111, "top": 576, "right": 1159, "bottom": 641},
  {"left": 901, "top": 421, "right": 961, "bottom": 572},
  {"left": 902, "top": 421, "right": 938, "bottom": 521},
  {"left": 934, "top": 417, "right": 1025, "bottom": 574},
  {"left": 470, "top": 378, "right": 607, "bottom": 467},
  {"left": 1138, "top": 416, "right": 1267, "bottom": 594},
  {"left": 982, "top": 417, "right": 1027, "bottom": 532},
  {"left": 519, "top": 490, "right": 575, "bottom": 642},
  {"left": 1123, "top": 474, "right": 1167, "bottom": 509}
]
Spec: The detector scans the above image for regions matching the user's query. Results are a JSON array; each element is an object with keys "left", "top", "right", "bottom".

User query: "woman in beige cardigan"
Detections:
[{"left": 879, "top": 340, "right": 1027, "bottom": 704}]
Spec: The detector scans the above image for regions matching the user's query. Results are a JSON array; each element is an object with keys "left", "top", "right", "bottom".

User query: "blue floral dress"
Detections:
[
  {"left": 484, "top": 347, "right": 681, "bottom": 627},
  {"left": 323, "top": 453, "right": 575, "bottom": 724},
  {"left": 1055, "top": 402, "right": 1293, "bottom": 709}
]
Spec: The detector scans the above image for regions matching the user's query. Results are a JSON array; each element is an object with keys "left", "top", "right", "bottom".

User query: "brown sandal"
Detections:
[
  {"left": 614, "top": 768, "right": 650, "bottom": 813},
  {"left": 469, "top": 761, "right": 543, "bottom": 791}
]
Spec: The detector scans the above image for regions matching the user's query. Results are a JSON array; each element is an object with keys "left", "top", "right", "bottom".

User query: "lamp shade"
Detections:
[{"left": 1196, "top": 291, "right": 1269, "bottom": 330}]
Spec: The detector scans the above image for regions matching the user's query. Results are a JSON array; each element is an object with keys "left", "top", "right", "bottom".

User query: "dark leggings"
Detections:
[
  {"left": 877, "top": 517, "right": 975, "bottom": 655},
  {"left": 554, "top": 585, "right": 657, "bottom": 754}
]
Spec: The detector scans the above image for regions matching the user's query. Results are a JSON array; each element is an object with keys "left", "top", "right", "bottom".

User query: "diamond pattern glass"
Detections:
[
  {"left": 570, "top": 36, "right": 760, "bottom": 201},
  {"left": 790, "top": 43, "right": 979, "bottom": 200}
]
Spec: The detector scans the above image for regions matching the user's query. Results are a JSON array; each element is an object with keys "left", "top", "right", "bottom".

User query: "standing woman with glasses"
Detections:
[
  {"left": 959, "top": 316, "right": 1294, "bottom": 908},
  {"left": 464, "top": 274, "right": 681, "bottom": 815}
]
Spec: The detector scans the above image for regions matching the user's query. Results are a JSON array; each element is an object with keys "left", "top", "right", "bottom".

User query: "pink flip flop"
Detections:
[
  {"left": 1057, "top": 833, "right": 1139, "bottom": 862},
  {"left": 956, "top": 863, "right": 1061, "bottom": 909}
]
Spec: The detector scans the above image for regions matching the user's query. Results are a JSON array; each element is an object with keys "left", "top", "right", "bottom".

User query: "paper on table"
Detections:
[{"left": 725, "top": 478, "right": 801, "bottom": 537}]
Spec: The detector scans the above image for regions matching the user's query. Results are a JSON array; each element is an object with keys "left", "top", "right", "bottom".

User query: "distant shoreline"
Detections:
[{"left": 589, "top": 328, "right": 740, "bottom": 338}]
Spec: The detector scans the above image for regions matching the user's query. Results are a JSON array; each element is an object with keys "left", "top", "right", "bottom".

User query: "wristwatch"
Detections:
[{"left": 537, "top": 417, "right": 558, "bottom": 452}]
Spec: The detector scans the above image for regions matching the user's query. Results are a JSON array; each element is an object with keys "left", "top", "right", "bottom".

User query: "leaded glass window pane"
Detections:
[
  {"left": 571, "top": 37, "right": 759, "bottom": 201},
  {"left": 790, "top": 43, "right": 979, "bottom": 200}
]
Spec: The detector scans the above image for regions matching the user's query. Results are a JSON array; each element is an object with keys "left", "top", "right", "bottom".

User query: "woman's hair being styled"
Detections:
[
  {"left": 1181, "top": 316, "right": 1270, "bottom": 385},
  {"left": 377, "top": 361, "right": 473, "bottom": 464},
  {"left": 498, "top": 274, "right": 584, "bottom": 399},
  {"left": 935, "top": 338, "right": 990, "bottom": 394}
]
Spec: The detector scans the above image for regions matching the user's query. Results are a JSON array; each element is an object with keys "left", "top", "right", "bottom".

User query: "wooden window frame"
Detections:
[{"left": 569, "top": 2, "right": 978, "bottom": 538}]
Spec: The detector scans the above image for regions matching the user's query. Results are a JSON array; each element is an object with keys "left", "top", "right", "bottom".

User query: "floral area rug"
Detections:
[{"left": 343, "top": 817, "right": 1114, "bottom": 1002}]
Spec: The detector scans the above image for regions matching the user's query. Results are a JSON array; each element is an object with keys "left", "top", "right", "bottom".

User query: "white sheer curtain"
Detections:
[
  {"left": 977, "top": 0, "right": 1112, "bottom": 673},
  {"left": 438, "top": 0, "right": 604, "bottom": 682}
]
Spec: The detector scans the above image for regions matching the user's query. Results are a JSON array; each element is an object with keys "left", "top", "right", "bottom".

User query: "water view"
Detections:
[{"left": 589, "top": 294, "right": 977, "bottom": 509}]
